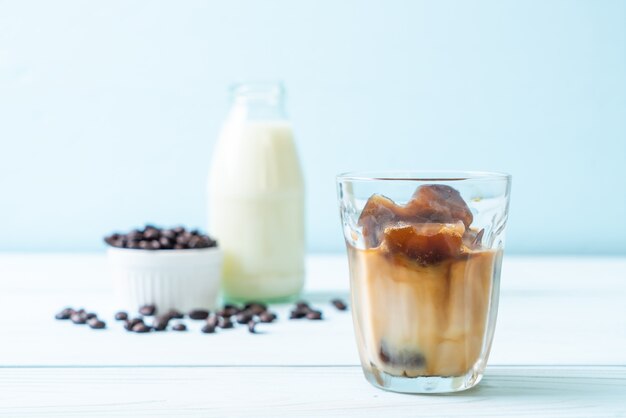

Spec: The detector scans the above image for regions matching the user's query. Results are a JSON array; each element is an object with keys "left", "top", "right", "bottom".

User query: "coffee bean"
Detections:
[
  {"left": 259, "top": 312, "right": 277, "bottom": 323},
  {"left": 188, "top": 309, "right": 209, "bottom": 320},
  {"left": 152, "top": 316, "right": 170, "bottom": 331},
  {"left": 55, "top": 308, "right": 73, "bottom": 320},
  {"left": 172, "top": 323, "right": 187, "bottom": 331},
  {"left": 201, "top": 324, "right": 216, "bottom": 334},
  {"left": 70, "top": 312, "right": 87, "bottom": 324},
  {"left": 125, "top": 318, "right": 144, "bottom": 331},
  {"left": 220, "top": 317, "right": 234, "bottom": 329},
  {"left": 289, "top": 310, "right": 307, "bottom": 319},
  {"left": 139, "top": 305, "right": 156, "bottom": 316},
  {"left": 88, "top": 318, "right": 106, "bottom": 329},
  {"left": 111, "top": 239, "right": 126, "bottom": 248},
  {"left": 127, "top": 229, "right": 144, "bottom": 241},
  {"left": 132, "top": 322, "right": 151, "bottom": 333},
  {"left": 206, "top": 315, "right": 220, "bottom": 328},
  {"left": 114, "top": 311, "right": 128, "bottom": 321},
  {"left": 174, "top": 244, "right": 185, "bottom": 249},
  {"left": 166, "top": 309, "right": 184, "bottom": 319},
  {"left": 161, "top": 229, "right": 177, "bottom": 239},
  {"left": 127, "top": 241, "right": 140, "bottom": 249},
  {"left": 306, "top": 310, "right": 323, "bottom": 320},
  {"left": 218, "top": 304, "right": 240, "bottom": 317},
  {"left": 138, "top": 240, "right": 150, "bottom": 249},
  {"left": 176, "top": 234, "right": 190, "bottom": 245},
  {"left": 331, "top": 299, "right": 348, "bottom": 311},
  {"left": 295, "top": 301, "right": 310, "bottom": 310},
  {"left": 143, "top": 227, "right": 160, "bottom": 240},
  {"left": 149, "top": 240, "right": 161, "bottom": 250},
  {"left": 236, "top": 312, "right": 253, "bottom": 324},
  {"left": 187, "top": 236, "right": 202, "bottom": 248},
  {"left": 159, "top": 237, "right": 174, "bottom": 249},
  {"left": 247, "top": 320, "right": 258, "bottom": 334},
  {"left": 85, "top": 312, "right": 97, "bottom": 320},
  {"left": 172, "top": 226, "right": 185, "bottom": 235},
  {"left": 244, "top": 302, "right": 267, "bottom": 315}
]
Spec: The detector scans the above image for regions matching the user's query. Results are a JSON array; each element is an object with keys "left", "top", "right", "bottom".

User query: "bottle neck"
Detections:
[{"left": 230, "top": 82, "right": 287, "bottom": 121}]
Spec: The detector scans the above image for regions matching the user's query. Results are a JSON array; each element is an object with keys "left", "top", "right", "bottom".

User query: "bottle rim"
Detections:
[{"left": 230, "top": 82, "right": 284, "bottom": 103}]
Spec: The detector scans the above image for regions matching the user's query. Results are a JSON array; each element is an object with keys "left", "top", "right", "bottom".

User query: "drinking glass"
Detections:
[{"left": 337, "top": 171, "right": 511, "bottom": 393}]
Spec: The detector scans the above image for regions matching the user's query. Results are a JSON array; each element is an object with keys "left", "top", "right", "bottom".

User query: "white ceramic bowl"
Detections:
[{"left": 107, "top": 247, "right": 222, "bottom": 312}]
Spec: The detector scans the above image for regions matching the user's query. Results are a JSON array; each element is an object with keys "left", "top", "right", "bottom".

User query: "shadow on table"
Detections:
[{"left": 448, "top": 367, "right": 624, "bottom": 399}]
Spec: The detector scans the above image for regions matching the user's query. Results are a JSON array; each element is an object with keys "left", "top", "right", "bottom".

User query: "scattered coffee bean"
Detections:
[
  {"left": 166, "top": 309, "right": 184, "bottom": 319},
  {"left": 206, "top": 315, "right": 220, "bottom": 328},
  {"left": 132, "top": 322, "right": 151, "bottom": 333},
  {"left": 125, "top": 318, "right": 144, "bottom": 331},
  {"left": 55, "top": 308, "right": 73, "bottom": 320},
  {"left": 114, "top": 311, "right": 128, "bottom": 321},
  {"left": 236, "top": 312, "right": 253, "bottom": 324},
  {"left": 172, "top": 323, "right": 187, "bottom": 331},
  {"left": 306, "top": 310, "right": 323, "bottom": 320},
  {"left": 70, "top": 312, "right": 87, "bottom": 324},
  {"left": 295, "top": 301, "right": 310, "bottom": 311},
  {"left": 224, "top": 304, "right": 241, "bottom": 314},
  {"left": 188, "top": 309, "right": 209, "bottom": 320},
  {"left": 218, "top": 304, "right": 240, "bottom": 317},
  {"left": 244, "top": 302, "right": 267, "bottom": 315},
  {"left": 247, "top": 319, "right": 258, "bottom": 334},
  {"left": 85, "top": 312, "right": 97, "bottom": 320},
  {"left": 201, "top": 324, "right": 216, "bottom": 334},
  {"left": 331, "top": 299, "right": 348, "bottom": 311},
  {"left": 139, "top": 304, "right": 156, "bottom": 316},
  {"left": 220, "top": 317, "right": 234, "bottom": 329},
  {"left": 259, "top": 312, "right": 277, "bottom": 323},
  {"left": 290, "top": 310, "right": 307, "bottom": 319},
  {"left": 87, "top": 318, "right": 106, "bottom": 329},
  {"left": 152, "top": 316, "right": 170, "bottom": 331}
]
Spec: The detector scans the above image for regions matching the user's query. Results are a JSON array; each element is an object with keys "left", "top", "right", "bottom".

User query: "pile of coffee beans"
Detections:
[
  {"left": 104, "top": 225, "right": 217, "bottom": 250},
  {"left": 55, "top": 307, "right": 106, "bottom": 329},
  {"left": 55, "top": 298, "right": 349, "bottom": 335}
]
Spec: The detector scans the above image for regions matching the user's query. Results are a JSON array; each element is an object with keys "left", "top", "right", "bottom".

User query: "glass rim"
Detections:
[{"left": 336, "top": 170, "right": 511, "bottom": 182}]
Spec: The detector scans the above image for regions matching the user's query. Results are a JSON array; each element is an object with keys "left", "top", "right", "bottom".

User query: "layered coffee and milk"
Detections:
[{"left": 348, "top": 185, "right": 498, "bottom": 378}]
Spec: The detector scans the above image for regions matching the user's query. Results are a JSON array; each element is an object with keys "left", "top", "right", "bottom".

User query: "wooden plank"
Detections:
[
  {"left": 0, "top": 366, "right": 623, "bottom": 417},
  {"left": 0, "top": 255, "right": 624, "bottom": 367}
]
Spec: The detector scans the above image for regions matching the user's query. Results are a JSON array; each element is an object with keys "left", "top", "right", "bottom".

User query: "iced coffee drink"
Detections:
[{"left": 338, "top": 172, "right": 511, "bottom": 393}]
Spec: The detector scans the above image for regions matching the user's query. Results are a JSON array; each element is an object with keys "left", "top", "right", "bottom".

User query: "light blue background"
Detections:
[{"left": 1, "top": 0, "right": 624, "bottom": 254}]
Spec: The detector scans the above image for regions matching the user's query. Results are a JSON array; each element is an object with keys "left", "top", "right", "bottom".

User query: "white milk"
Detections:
[{"left": 208, "top": 89, "right": 305, "bottom": 301}]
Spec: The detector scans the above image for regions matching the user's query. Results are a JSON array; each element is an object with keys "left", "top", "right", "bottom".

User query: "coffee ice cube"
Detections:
[
  {"left": 383, "top": 222, "right": 465, "bottom": 265},
  {"left": 408, "top": 185, "right": 473, "bottom": 228}
]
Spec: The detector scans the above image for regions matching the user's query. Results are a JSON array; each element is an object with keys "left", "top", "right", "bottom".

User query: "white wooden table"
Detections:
[{"left": 0, "top": 254, "right": 624, "bottom": 417}]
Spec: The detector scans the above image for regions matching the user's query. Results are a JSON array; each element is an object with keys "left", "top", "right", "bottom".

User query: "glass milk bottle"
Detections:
[{"left": 208, "top": 82, "right": 305, "bottom": 302}]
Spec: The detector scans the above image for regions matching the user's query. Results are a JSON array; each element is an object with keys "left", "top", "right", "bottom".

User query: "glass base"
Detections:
[{"left": 363, "top": 363, "right": 483, "bottom": 394}]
